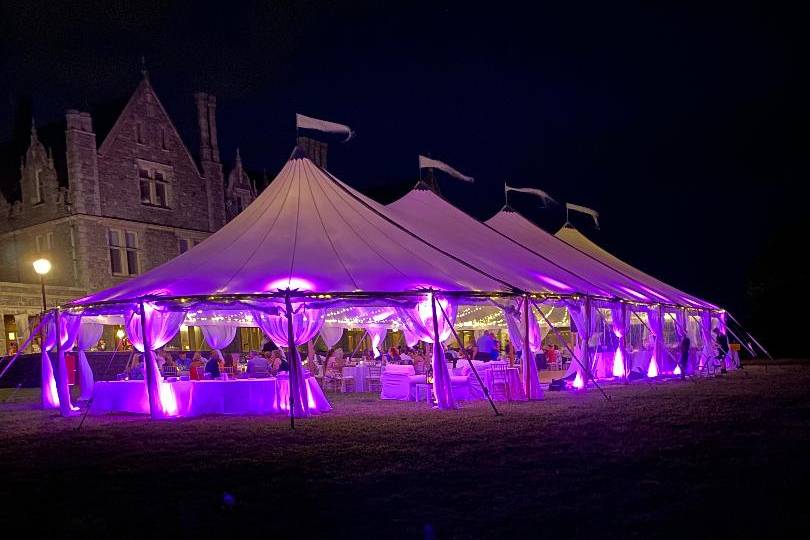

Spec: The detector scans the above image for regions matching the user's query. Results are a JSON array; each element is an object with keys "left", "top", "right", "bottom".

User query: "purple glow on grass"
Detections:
[
  {"left": 620, "top": 286, "right": 649, "bottom": 301},
  {"left": 612, "top": 348, "right": 625, "bottom": 377},
  {"left": 537, "top": 274, "right": 572, "bottom": 291},
  {"left": 647, "top": 356, "right": 659, "bottom": 378},
  {"left": 573, "top": 371, "right": 585, "bottom": 389},
  {"left": 267, "top": 277, "right": 316, "bottom": 292}
]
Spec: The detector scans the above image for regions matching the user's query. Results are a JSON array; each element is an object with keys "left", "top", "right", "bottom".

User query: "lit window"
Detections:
[{"left": 108, "top": 228, "right": 139, "bottom": 276}]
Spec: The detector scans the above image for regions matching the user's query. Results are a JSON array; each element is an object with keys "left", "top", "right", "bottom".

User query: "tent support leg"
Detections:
[
  {"left": 284, "top": 291, "right": 297, "bottom": 430},
  {"left": 436, "top": 299, "right": 501, "bottom": 416}
]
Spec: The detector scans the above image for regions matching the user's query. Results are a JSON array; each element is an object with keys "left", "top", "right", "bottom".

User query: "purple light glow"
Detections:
[
  {"left": 267, "top": 277, "right": 316, "bottom": 292},
  {"left": 572, "top": 371, "right": 585, "bottom": 389},
  {"left": 612, "top": 348, "right": 625, "bottom": 377},
  {"left": 537, "top": 274, "right": 572, "bottom": 291},
  {"left": 647, "top": 356, "right": 659, "bottom": 378},
  {"left": 639, "top": 285, "right": 670, "bottom": 302},
  {"left": 673, "top": 364, "right": 682, "bottom": 376},
  {"left": 620, "top": 286, "right": 649, "bottom": 301}
]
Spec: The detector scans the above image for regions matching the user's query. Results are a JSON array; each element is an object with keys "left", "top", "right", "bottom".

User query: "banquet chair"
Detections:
[
  {"left": 366, "top": 366, "right": 382, "bottom": 393},
  {"left": 340, "top": 372, "right": 355, "bottom": 393},
  {"left": 489, "top": 361, "right": 511, "bottom": 401},
  {"left": 162, "top": 365, "right": 179, "bottom": 378},
  {"left": 222, "top": 366, "right": 235, "bottom": 377}
]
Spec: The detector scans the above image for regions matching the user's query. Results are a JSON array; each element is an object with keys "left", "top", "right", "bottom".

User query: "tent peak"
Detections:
[{"left": 288, "top": 145, "right": 312, "bottom": 161}]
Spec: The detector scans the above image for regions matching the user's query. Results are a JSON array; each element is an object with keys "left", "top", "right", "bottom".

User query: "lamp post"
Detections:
[{"left": 32, "top": 258, "right": 52, "bottom": 312}]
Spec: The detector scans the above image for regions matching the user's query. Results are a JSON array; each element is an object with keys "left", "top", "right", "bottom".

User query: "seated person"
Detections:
[
  {"left": 388, "top": 347, "right": 404, "bottom": 364},
  {"left": 246, "top": 351, "right": 269, "bottom": 375},
  {"left": 161, "top": 354, "right": 177, "bottom": 373},
  {"left": 277, "top": 352, "right": 290, "bottom": 373},
  {"left": 128, "top": 355, "right": 144, "bottom": 380},
  {"left": 223, "top": 353, "right": 237, "bottom": 373},
  {"left": 176, "top": 352, "right": 189, "bottom": 370},
  {"left": 189, "top": 352, "right": 205, "bottom": 380},
  {"left": 205, "top": 353, "right": 221, "bottom": 378}
]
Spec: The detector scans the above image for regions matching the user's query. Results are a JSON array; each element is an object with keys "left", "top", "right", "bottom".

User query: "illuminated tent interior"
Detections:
[{"left": 15, "top": 148, "right": 733, "bottom": 420}]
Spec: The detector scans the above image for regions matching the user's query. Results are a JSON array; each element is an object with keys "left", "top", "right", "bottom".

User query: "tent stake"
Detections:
[{"left": 436, "top": 298, "right": 501, "bottom": 416}]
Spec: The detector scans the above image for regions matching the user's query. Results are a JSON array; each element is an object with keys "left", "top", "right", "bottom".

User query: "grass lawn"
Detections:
[{"left": 1, "top": 365, "right": 809, "bottom": 538}]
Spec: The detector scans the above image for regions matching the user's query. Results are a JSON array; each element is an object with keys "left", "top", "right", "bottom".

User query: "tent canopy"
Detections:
[
  {"left": 486, "top": 208, "right": 714, "bottom": 309},
  {"left": 386, "top": 186, "right": 617, "bottom": 298},
  {"left": 555, "top": 225, "right": 716, "bottom": 309},
  {"left": 69, "top": 149, "right": 517, "bottom": 311}
]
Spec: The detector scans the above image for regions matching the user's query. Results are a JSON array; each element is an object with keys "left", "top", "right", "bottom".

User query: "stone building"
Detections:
[{"left": 0, "top": 75, "right": 257, "bottom": 354}]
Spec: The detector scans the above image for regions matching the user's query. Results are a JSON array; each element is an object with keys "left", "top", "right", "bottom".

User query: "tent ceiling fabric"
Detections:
[
  {"left": 71, "top": 148, "right": 513, "bottom": 309},
  {"left": 485, "top": 210, "right": 713, "bottom": 308},
  {"left": 386, "top": 189, "right": 611, "bottom": 297},
  {"left": 554, "top": 225, "right": 715, "bottom": 309}
]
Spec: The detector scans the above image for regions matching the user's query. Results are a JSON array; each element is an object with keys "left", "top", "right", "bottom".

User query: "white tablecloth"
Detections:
[
  {"left": 483, "top": 367, "right": 527, "bottom": 401},
  {"left": 90, "top": 375, "right": 331, "bottom": 417},
  {"left": 342, "top": 365, "right": 370, "bottom": 392}
]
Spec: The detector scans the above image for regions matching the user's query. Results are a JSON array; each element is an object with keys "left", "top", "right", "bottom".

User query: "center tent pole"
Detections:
[
  {"left": 435, "top": 298, "right": 501, "bottom": 416},
  {"left": 284, "top": 290, "right": 298, "bottom": 430},
  {"left": 138, "top": 300, "right": 160, "bottom": 419},
  {"left": 522, "top": 295, "right": 532, "bottom": 398}
]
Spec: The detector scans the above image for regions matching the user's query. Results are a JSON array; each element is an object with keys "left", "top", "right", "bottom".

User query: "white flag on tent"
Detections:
[
  {"left": 418, "top": 155, "right": 474, "bottom": 183},
  {"left": 505, "top": 185, "right": 557, "bottom": 206},
  {"left": 566, "top": 203, "right": 600, "bottom": 228},
  {"left": 296, "top": 113, "right": 354, "bottom": 142}
]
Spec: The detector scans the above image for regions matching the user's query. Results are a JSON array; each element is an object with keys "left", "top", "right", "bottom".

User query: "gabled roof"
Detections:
[
  {"left": 386, "top": 188, "right": 621, "bottom": 297},
  {"left": 555, "top": 225, "right": 716, "bottom": 309},
  {"left": 486, "top": 209, "right": 715, "bottom": 308},
  {"left": 71, "top": 149, "right": 513, "bottom": 307}
]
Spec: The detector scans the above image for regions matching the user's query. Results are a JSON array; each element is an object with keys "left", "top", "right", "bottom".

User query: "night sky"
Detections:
[{"left": 1, "top": 1, "right": 807, "bottom": 354}]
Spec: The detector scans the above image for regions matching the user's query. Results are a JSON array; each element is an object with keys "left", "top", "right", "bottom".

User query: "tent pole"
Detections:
[
  {"left": 347, "top": 329, "right": 369, "bottom": 363},
  {"left": 531, "top": 298, "right": 610, "bottom": 401},
  {"left": 284, "top": 291, "right": 297, "bottom": 430},
  {"left": 138, "top": 301, "right": 160, "bottom": 419},
  {"left": 522, "top": 295, "right": 532, "bottom": 398},
  {"left": 435, "top": 298, "right": 500, "bottom": 416}
]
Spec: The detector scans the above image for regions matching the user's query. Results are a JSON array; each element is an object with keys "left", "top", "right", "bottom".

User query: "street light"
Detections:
[{"left": 33, "top": 257, "right": 52, "bottom": 312}]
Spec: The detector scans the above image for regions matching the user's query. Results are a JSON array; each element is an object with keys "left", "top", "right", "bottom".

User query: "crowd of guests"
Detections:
[{"left": 125, "top": 348, "right": 291, "bottom": 381}]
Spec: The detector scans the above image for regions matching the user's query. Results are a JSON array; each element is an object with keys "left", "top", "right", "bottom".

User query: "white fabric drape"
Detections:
[
  {"left": 699, "top": 311, "right": 714, "bottom": 370},
  {"left": 201, "top": 325, "right": 238, "bottom": 360},
  {"left": 319, "top": 327, "right": 344, "bottom": 348},
  {"left": 564, "top": 300, "right": 597, "bottom": 383},
  {"left": 76, "top": 322, "right": 103, "bottom": 401},
  {"left": 14, "top": 314, "right": 30, "bottom": 353},
  {"left": 40, "top": 313, "right": 82, "bottom": 415},
  {"left": 125, "top": 306, "right": 186, "bottom": 418},
  {"left": 501, "top": 298, "right": 544, "bottom": 399},
  {"left": 647, "top": 308, "right": 664, "bottom": 377},
  {"left": 402, "top": 326, "right": 419, "bottom": 347},
  {"left": 252, "top": 306, "right": 326, "bottom": 417},
  {"left": 40, "top": 315, "right": 59, "bottom": 410},
  {"left": 396, "top": 295, "right": 458, "bottom": 410},
  {"left": 364, "top": 326, "right": 388, "bottom": 358},
  {"left": 609, "top": 304, "right": 628, "bottom": 378}
]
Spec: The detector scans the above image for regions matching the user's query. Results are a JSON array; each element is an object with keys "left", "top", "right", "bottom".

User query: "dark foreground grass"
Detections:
[{"left": 2, "top": 365, "right": 809, "bottom": 539}]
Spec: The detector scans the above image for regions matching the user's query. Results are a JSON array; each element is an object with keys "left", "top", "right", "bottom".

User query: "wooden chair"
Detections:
[{"left": 489, "top": 361, "right": 511, "bottom": 401}]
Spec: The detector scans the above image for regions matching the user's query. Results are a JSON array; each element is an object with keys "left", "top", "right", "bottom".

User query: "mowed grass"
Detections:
[{"left": 1, "top": 365, "right": 809, "bottom": 539}]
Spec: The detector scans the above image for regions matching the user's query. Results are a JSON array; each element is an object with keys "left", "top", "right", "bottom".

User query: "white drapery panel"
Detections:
[
  {"left": 201, "top": 325, "right": 238, "bottom": 361},
  {"left": 402, "top": 326, "right": 419, "bottom": 347},
  {"left": 500, "top": 298, "right": 544, "bottom": 400},
  {"left": 609, "top": 304, "right": 629, "bottom": 378},
  {"left": 319, "top": 326, "right": 344, "bottom": 348},
  {"left": 252, "top": 306, "right": 326, "bottom": 418},
  {"left": 364, "top": 326, "right": 388, "bottom": 358},
  {"left": 564, "top": 300, "right": 597, "bottom": 385},
  {"left": 41, "top": 313, "right": 81, "bottom": 416},
  {"left": 76, "top": 322, "right": 103, "bottom": 401},
  {"left": 125, "top": 306, "right": 186, "bottom": 418},
  {"left": 396, "top": 296, "right": 458, "bottom": 410},
  {"left": 699, "top": 312, "right": 713, "bottom": 369}
]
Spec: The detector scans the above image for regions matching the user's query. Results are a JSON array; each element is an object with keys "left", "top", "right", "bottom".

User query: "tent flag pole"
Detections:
[
  {"left": 284, "top": 290, "right": 297, "bottom": 430},
  {"left": 531, "top": 298, "right": 611, "bottom": 401},
  {"left": 436, "top": 299, "right": 500, "bottom": 416},
  {"left": 522, "top": 295, "right": 532, "bottom": 399},
  {"left": 725, "top": 311, "right": 774, "bottom": 361}
]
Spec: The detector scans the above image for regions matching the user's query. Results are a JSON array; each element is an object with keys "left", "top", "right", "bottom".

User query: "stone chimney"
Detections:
[
  {"left": 194, "top": 92, "right": 225, "bottom": 230},
  {"left": 65, "top": 110, "right": 100, "bottom": 214}
]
